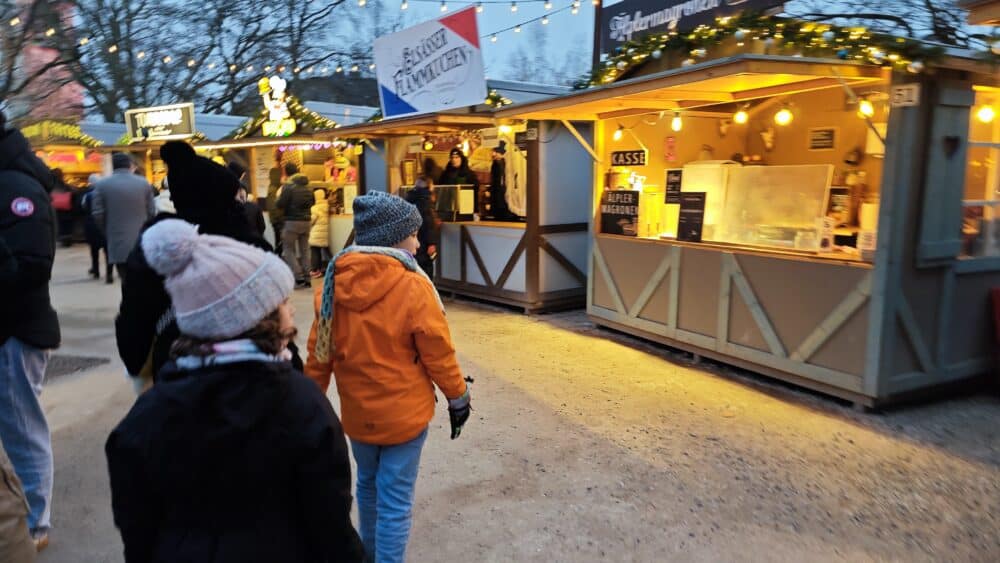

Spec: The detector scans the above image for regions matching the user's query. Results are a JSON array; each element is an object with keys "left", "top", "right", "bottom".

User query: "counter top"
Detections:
[
  {"left": 444, "top": 221, "right": 527, "bottom": 229},
  {"left": 597, "top": 233, "right": 873, "bottom": 269}
]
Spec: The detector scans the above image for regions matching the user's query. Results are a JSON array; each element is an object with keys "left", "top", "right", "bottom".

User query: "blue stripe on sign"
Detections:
[{"left": 380, "top": 84, "right": 419, "bottom": 118}]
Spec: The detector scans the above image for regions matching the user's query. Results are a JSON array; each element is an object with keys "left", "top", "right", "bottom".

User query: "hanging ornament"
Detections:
[
  {"left": 836, "top": 49, "right": 849, "bottom": 59},
  {"left": 616, "top": 61, "right": 627, "bottom": 71},
  {"left": 651, "top": 49, "right": 662, "bottom": 60},
  {"left": 682, "top": 58, "right": 696, "bottom": 66},
  {"left": 907, "top": 60, "right": 924, "bottom": 73},
  {"left": 691, "top": 48, "right": 707, "bottom": 58},
  {"left": 734, "top": 29, "right": 745, "bottom": 41},
  {"left": 822, "top": 31, "right": 835, "bottom": 42}
]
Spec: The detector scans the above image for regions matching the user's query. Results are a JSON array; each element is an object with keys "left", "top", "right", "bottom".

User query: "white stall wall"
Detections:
[{"left": 538, "top": 121, "right": 594, "bottom": 227}]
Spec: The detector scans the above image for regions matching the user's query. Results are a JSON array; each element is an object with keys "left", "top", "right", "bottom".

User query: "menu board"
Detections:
[
  {"left": 677, "top": 192, "right": 706, "bottom": 242},
  {"left": 665, "top": 168, "right": 683, "bottom": 204},
  {"left": 600, "top": 190, "right": 639, "bottom": 236}
]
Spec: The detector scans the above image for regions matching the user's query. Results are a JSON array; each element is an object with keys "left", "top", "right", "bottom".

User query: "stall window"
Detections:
[{"left": 960, "top": 87, "right": 1000, "bottom": 259}]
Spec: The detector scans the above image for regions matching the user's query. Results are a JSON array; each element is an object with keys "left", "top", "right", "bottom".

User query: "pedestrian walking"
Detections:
[
  {"left": 49, "top": 168, "right": 75, "bottom": 247},
  {"left": 266, "top": 167, "right": 285, "bottom": 254},
  {"left": 91, "top": 153, "right": 156, "bottom": 286},
  {"left": 106, "top": 219, "right": 364, "bottom": 563},
  {"left": 437, "top": 148, "right": 479, "bottom": 220},
  {"left": 404, "top": 176, "right": 440, "bottom": 279},
  {"left": 0, "top": 110, "right": 60, "bottom": 553},
  {"left": 0, "top": 438, "right": 35, "bottom": 562},
  {"left": 115, "top": 140, "right": 306, "bottom": 390},
  {"left": 309, "top": 188, "right": 331, "bottom": 278},
  {"left": 80, "top": 174, "right": 111, "bottom": 281},
  {"left": 306, "top": 191, "right": 472, "bottom": 563},
  {"left": 277, "top": 163, "right": 313, "bottom": 287}
]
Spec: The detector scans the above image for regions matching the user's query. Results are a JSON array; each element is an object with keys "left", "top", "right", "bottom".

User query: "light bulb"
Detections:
[
  {"left": 9, "top": 17, "right": 20, "bottom": 26},
  {"left": 612, "top": 126, "right": 624, "bottom": 142},
  {"left": 545, "top": 0, "right": 552, "bottom": 8},
  {"left": 671, "top": 113, "right": 682, "bottom": 132},
  {"left": 542, "top": 16, "right": 549, "bottom": 25},
  {"left": 187, "top": 59, "right": 196, "bottom": 67},
  {"left": 499, "top": 125, "right": 513, "bottom": 134},
  {"left": 571, "top": 6, "right": 579, "bottom": 14},
  {"left": 858, "top": 99, "right": 875, "bottom": 118},
  {"left": 490, "top": 34, "right": 497, "bottom": 43},
  {"left": 462, "top": 140, "right": 470, "bottom": 155},
  {"left": 163, "top": 56, "right": 172, "bottom": 64},
  {"left": 476, "top": 2, "right": 484, "bottom": 13},
  {"left": 733, "top": 110, "right": 749, "bottom": 124},
  {"left": 774, "top": 107, "right": 793, "bottom": 126},
  {"left": 401, "top": 0, "right": 408, "bottom": 8},
  {"left": 358, "top": 0, "right": 366, "bottom": 6},
  {"left": 108, "top": 45, "right": 118, "bottom": 53},
  {"left": 977, "top": 105, "right": 996, "bottom": 123},
  {"left": 511, "top": 2, "right": 518, "bottom": 13},
  {"left": 440, "top": 1, "right": 447, "bottom": 11},
  {"left": 423, "top": 139, "right": 434, "bottom": 151},
  {"left": 137, "top": 51, "right": 145, "bottom": 59}
]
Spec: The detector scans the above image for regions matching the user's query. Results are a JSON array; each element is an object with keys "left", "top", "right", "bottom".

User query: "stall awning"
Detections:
[
  {"left": 328, "top": 113, "right": 497, "bottom": 139},
  {"left": 495, "top": 55, "right": 887, "bottom": 121}
]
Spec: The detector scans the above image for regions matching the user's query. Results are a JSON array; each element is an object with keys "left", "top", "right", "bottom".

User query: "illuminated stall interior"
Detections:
[{"left": 23, "top": 121, "right": 106, "bottom": 187}]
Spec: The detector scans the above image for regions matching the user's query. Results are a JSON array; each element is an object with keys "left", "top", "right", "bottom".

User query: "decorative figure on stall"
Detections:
[{"left": 259, "top": 77, "right": 296, "bottom": 137}]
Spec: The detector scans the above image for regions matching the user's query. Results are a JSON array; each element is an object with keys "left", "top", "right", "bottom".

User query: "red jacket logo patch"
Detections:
[{"left": 11, "top": 197, "right": 35, "bottom": 217}]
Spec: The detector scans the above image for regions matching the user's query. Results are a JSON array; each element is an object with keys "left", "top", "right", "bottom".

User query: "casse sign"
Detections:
[
  {"left": 611, "top": 150, "right": 647, "bottom": 166},
  {"left": 124, "top": 103, "right": 196, "bottom": 142}
]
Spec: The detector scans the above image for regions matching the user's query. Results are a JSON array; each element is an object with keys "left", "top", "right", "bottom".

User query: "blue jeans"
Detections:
[
  {"left": 0, "top": 337, "right": 52, "bottom": 532},
  {"left": 350, "top": 428, "right": 428, "bottom": 563}
]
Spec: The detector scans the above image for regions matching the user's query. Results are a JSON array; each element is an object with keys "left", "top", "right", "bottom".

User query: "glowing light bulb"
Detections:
[
  {"left": 440, "top": 1, "right": 447, "bottom": 11},
  {"left": 45, "top": 28, "right": 55, "bottom": 36},
  {"left": 510, "top": 2, "right": 518, "bottom": 13},
  {"left": 163, "top": 55, "right": 172, "bottom": 64},
  {"left": 671, "top": 113, "right": 683, "bottom": 132},
  {"left": 499, "top": 125, "right": 513, "bottom": 134},
  {"left": 137, "top": 51, "right": 145, "bottom": 59},
  {"left": 358, "top": 0, "right": 366, "bottom": 6},
  {"left": 108, "top": 45, "right": 118, "bottom": 53},
  {"left": 542, "top": 16, "right": 549, "bottom": 25},
  {"left": 858, "top": 99, "right": 875, "bottom": 118},
  {"left": 545, "top": 0, "right": 552, "bottom": 8},
  {"left": 423, "top": 138, "right": 434, "bottom": 151},
  {"left": 515, "top": 25, "right": 521, "bottom": 33},
  {"left": 612, "top": 126, "right": 624, "bottom": 142},
  {"left": 774, "top": 107, "right": 793, "bottom": 126},
  {"left": 977, "top": 105, "right": 996, "bottom": 123},
  {"left": 400, "top": 0, "right": 408, "bottom": 9},
  {"left": 733, "top": 110, "right": 749, "bottom": 124},
  {"left": 476, "top": 2, "right": 484, "bottom": 13},
  {"left": 490, "top": 34, "right": 497, "bottom": 43}
]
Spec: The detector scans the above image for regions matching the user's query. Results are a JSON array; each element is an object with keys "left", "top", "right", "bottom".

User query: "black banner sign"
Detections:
[
  {"left": 124, "top": 103, "right": 196, "bottom": 141},
  {"left": 598, "top": 0, "right": 785, "bottom": 59},
  {"left": 665, "top": 168, "right": 683, "bottom": 204},
  {"left": 611, "top": 149, "right": 647, "bottom": 166},
  {"left": 600, "top": 190, "right": 640, "bottom": 236},
  {"left": 677, "top": 191, "right": 706, "bottom": 242}
]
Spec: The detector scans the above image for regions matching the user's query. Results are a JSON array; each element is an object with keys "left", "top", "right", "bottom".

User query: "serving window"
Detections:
[{"left": 960, "top": 86, "right": 1000, "bottom": 259}]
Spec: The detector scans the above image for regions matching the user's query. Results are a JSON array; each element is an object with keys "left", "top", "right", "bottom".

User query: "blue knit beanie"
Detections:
[{"left": 353, "top": 191, "right": 422, "bottom": 247}]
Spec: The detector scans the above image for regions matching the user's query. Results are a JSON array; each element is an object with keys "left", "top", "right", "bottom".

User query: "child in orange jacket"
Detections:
[{"left": 306, "top": 191, "right": 470, "bottom": 563}]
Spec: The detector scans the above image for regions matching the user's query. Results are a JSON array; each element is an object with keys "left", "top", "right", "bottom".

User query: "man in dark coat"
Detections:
[
  {"left": 404, "top": 176, "right": 440, "bottom": 279},
  {"left": 488, "top": 141, "right": 515, "bottom": 221},
  {"left": 115, "top": 140, "right": 303, "bottom": 385},
  {"left": 91, "top": 153, "right": 156, "bottom": 286},
  {"left": 277, "top": 164, "right": 314, "bottom": 287},
  {"left": 0, "top": 110, "right": 60, "bottom": 551}
]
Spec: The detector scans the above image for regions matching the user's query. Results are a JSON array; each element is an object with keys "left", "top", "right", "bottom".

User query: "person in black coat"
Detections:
[
  {"left": 81, "top": 174, "right": 112, "bottom": 280},
  {"left": 115, "top": 140, "right": 303, "bottom": 385},
  {"left": 488, "top": 141, "right": 515, "bottom": 221},
  {"left": 437, "top": 148, "right": 479, "bottom": 221},
  {"left": 404, "top": 175, "right": 440, "bottom": 279},
  {"left": 227, "top": 162, "right": 268, "bottom": 238},
  {"left": 106, "top": 219, "right": 364, "bottom": 563}
]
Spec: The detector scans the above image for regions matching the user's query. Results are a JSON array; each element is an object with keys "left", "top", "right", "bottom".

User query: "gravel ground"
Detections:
[{"left": 36, "top": 247, "right": 1000, "bottom": 562}]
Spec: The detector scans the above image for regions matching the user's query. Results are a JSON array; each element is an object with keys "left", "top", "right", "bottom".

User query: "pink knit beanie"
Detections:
[{"left": 140, "top": 219, "right": 294, "bottom": 339}]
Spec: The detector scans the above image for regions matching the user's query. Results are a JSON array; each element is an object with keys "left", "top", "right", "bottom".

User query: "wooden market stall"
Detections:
[
  {"left": 496, "top": 53, "right": 1000, "bottom": 407},
  {"left": 332, "top": 111, "right": 594, "bottom": 312},
  {"left": 22, "top": 120, "right": 107, "bottom": 186}
]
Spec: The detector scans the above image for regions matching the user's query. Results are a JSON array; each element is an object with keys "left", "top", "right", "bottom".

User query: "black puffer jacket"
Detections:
[
  {"left": 277, "top": 175, "right": 313, "bottom": 222},
  {"left": 106, "top": 360, "right": 365, "bottom": 563},
  {"left": 0, "top": 127, "right": 60, "bottom": 349},
  {"left": 115, "top": 208, "right": 303, "bottom": 378},
  {"left": 404, "top": 186, "right": 439, "bottom": 255}
]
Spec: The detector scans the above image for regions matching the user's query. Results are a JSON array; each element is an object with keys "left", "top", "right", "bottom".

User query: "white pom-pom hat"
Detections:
[{"left": 140, "top": 219, "right": 295, "bottom": 340}]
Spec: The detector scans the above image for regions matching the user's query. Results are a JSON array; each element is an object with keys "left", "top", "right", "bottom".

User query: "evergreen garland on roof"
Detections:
[{"left": 226, "top": 95, "right": 339, "bottom": 139}]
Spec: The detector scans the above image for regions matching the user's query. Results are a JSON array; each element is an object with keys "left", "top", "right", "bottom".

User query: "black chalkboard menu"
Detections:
[
  {"left": 600, "top": 190, "right": 639, "bottom": 236},
  {"left": 665, "top": 168, "right": 683, "bottom": 204},
  {"left": 677, "top": 192, "right": 706, "bottom": 242}
]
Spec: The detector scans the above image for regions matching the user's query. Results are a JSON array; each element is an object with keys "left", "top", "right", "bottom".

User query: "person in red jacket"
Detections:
[{"left": 306, "top": 191, "right": 471, "bottom": 563}]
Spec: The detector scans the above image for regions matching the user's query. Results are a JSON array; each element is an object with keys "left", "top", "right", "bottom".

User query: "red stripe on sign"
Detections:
[{"left": 439, "top": 6, "right": 479, "bottom": 49}]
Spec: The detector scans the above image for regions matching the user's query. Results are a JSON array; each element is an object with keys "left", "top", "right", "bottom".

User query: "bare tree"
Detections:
[{"left": 505, "top": 25, "right": 590, "bottom": 87}]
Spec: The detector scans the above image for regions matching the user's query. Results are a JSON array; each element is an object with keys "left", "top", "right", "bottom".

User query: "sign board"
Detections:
[
  {"left": 808, "top": 127, "right": 837, "bottom": 151},
  {"left": 665, "top": 168, "right": 683, "bottom": 204},
  {"left": 124, "top": 102, "right": 195, "bottom": 142},
  {"left": 373, "top": 7, "right": 487, "bottom": 119},
  {"left": 598, "top": 0, "right": 785, "bottom": 59},
  {"left": 890, "top": 84, "right": 921, "bottom": 108},
  {"left": 677, "top": 191, "right": 706, "bottom": 242},
  {"left": 611, "top": 149, "right": 648, "bottom": 166},
  {"left": 600, "top": 190, "right": 640, "bottom": 236}
]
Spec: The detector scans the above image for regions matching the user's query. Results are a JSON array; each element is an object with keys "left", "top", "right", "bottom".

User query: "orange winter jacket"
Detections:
[{"left": 306, "top": 253, "right": 467, "bottom": 445}]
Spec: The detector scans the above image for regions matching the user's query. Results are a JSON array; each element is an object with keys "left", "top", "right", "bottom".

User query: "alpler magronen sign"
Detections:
[{"left": 599, "top": 0, "right": 785, "bottom": 58}]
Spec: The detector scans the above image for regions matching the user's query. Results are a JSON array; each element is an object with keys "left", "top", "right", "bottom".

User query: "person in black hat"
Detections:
[
  {"left": 488, "top": 141, "right": 515, "bottom": 221},
  {"left": 114, "top": 140, "right": 306, "bottom": 388},
  {"left": 227, "top": 161, "right": 267, "bottom": 238},
  {"left": 437, "top": 148, "right": 479, "bottom": 221}
]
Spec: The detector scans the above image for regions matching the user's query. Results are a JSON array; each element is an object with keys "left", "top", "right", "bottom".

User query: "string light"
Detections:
[
  {"left": 476, "top": 2, "right": 484, "bottom": 13},
  {"left": 440, "top": 1, "right": 447, "bottom": 11},
  {"left": 108, "top": 45, "right": 118, "bottom": 53},
  {"left": 188, "top": 59, "right": 196, "bottom": 67},
  {"left": 351, "top": 64, "right": 359, "bottom": 72},
  {"left": 510, "top": 2, "right": 517, "bottom": 13},
  {"left": 162, "top": 55, "right": 172, "bottom": 64},
  {"left": 79, "top": 37, "right": 90, "bottom": 45},
  {"left": 45, "top": 28, "right": 55, "bottom": 37},
  {"left": 358, "top": 0, "right": 366, "bottom": 6},
  {"left": 733, "top": 108, "right": 749, "bottom": 124},
  {"left": 858, "top": 98, "right": 875, "bottom": 118},
  {"left": 336, "top": 65, "right": 343, "bottom": 73},
  {"left": 977, "top": 105, "right": 996, "bottom": 124},
  {"left": 542, "top": 15, "right": 549, "bottom": 25},
  {"left": 369, "top": 63, "right": 376, "bottom": 70},
  {"left": 423, "top": 137, "right": 434, "bottom": 151},
  {"left": 514, "top": 25, "right": 521, "bottom": 33},
  {"left": 544, "top": 0, "right": 552, "bottom": 8},
  {"left": 571, "top": 3, "right": 579, "bottom": 15},
  {"left": 774, "top": 107, "right": 793, "bottom": 126},
  {"left": 137, "top": 51, "right": 145, "bottom": 59},
  {"left": 401, "top": 0, "right": 408, "bottom": 9},
  {"left": 612, "top": 125, "right": 624, "bottom": 142},
  {"left": 670, "top": 112, "right": 683, "bottom": 132},
  {"left": 9, "top": 17, "right": 20, "bottom": 26},
  {"left": 491, "top": 34, "right": 497, "bottom": 42}
]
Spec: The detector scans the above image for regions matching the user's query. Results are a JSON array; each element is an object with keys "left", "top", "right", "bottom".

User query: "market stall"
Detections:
[
  {"left": 497, "top": 52, "right": 1000, "bottom": 406},
  {"left": 22, "top": 120, "right": 107, "bottom": 186},
  {"left": 332, "top": 111, "right": 593, "bottom": 312}
]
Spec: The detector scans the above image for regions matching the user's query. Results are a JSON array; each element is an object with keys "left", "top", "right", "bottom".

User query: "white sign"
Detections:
[
  {"left": 890, "top": 84, "right": 921, "bottom": 108},
  {"left": 373, "top": 7, "right": 487, "bottom": 119}
]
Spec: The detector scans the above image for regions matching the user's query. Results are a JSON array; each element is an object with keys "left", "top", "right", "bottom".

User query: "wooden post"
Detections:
[{"left": 525, "top": 120, "right": 542, "bottom": 308}]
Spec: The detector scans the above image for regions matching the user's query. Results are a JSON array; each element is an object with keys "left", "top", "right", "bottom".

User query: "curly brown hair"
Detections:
[{"left": 171, "top": 308, "right": 298, "bottom": 358}]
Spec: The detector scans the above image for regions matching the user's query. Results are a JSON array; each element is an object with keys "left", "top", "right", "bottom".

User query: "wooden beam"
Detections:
[
  {"left": 592, "top": 242, "right": 627, "bottom": 316},
  {"left": 539, "top": 237, "right": 587, "bottom": 286},
  {"left": 791, "top": 273, "right": 872, "bottom": 362},
  {"left": 560, "top": 120, "right": 602, "bottom": 165},
  {"left": 716, "top": 253, "right": 733, "bottom": 353},
  {"left": 728, "top": 254, "right": 787, "bottom": 358},
  {"left": 897, "top": 294, "right": 935, "bottom": 375},
  {"left": 628, "top": 253, "right": 672, "bottom": 320},
  {"left": 495, "top": 233, "right": 527, "bottom": 290},
  {"left": 461, "top": 225, "right": 494, "bottom": 287}
]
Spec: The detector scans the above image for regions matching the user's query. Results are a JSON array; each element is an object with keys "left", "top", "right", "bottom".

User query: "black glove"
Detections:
[{"left": 447, "top": 389, "right": 471, "bottom": 440}]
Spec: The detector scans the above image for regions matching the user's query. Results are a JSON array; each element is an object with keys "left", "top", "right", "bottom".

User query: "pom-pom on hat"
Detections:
[
  {"left": 140, "top": 219, "right": 294, "bottom": 339},
  {"left": 159, "top": 140, "right": 241, "bottom": 215},
  {"left": 352, "top": 191, "right": 422, "bottom": 248}
]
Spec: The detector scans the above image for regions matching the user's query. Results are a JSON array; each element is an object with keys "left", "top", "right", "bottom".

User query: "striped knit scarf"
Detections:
[{"left": 313, "top": 245, "right": 444, "bottom": 363}]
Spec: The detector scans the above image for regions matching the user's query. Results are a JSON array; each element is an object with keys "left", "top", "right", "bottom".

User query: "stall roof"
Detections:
[
  {"left": 495, "top": 55, "right": 887, "bottom": 121},
  {"left": 327, "top": 113, "right": 497, "bottom": 139}
]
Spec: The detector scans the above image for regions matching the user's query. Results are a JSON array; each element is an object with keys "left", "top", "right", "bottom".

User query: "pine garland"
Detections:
[{"left": 227, "top": 94, "right": 339, "bottom": 139}]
